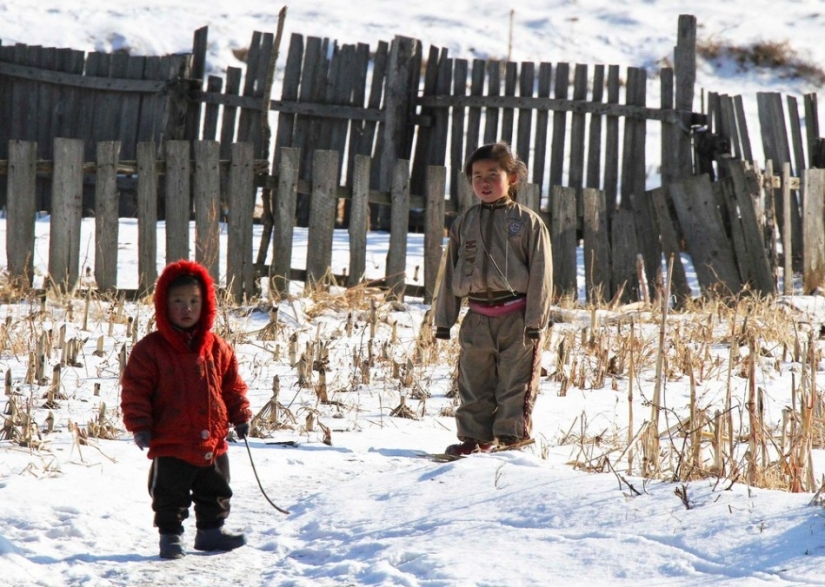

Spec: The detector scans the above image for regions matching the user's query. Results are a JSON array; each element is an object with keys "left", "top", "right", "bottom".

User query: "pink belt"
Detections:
[{"left": 468, "top": 296, "right": 527, "bottom": 317}]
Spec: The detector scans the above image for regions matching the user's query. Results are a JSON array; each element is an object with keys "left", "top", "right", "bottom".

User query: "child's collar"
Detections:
[{"left": 480, "top": 196, "right": 512, "bottom": 209}]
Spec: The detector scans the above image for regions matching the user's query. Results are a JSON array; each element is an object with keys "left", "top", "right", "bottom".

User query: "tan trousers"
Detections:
[{"left": 455, "top": 310, "right": 542, "bottom": 442}]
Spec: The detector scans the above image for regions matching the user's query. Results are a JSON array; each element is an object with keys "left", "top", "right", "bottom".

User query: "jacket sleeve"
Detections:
[
  {"left": 524, "top": 212, "right": 554, "bottom": 332},
  {"left": 220, "top": 345, "right": 252, "bottom": 426},
  {"left": 120, "top": 340, "right": 158, "bottom": 434},
  {"left": 433, "top": 222, "right": 463, "bottom": 332}
]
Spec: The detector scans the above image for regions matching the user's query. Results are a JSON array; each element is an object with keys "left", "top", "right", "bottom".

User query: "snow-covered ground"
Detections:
[{"left": 3, "top": 1, "right": 825, "bottom": 586}]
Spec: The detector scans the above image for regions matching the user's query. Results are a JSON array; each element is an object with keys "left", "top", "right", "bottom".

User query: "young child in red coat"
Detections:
[{"left": 121, "top": 260, "right": 253, "bottom": 560}]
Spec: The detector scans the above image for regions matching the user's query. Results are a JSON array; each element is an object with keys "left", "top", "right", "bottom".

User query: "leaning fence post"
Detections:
[
  {"left": 271, "top": 147, "right": 300, "bottom": 297},
  {"left": 94, "top": 141, "right": 121, "bottom": 292},
  {"left": 49, "top": 137, "right": 84, "bottom": 293},
  {"left": 137, "top": 141, "right": 158, "bottom": 293},
  {"left": 423, "top": 165, "right": 446, "bottom": 305},
  {"left": 165, "top": 140, "right": 191, "bottom": 264},
  {"left": 227, "top": 142, "right": 255, "bottom": 303},
  {"left": 386, "top": 159, "right": 411, "bottom": 300},
  {"left": 305, "top": 150, "right": 338, "bottom": 292},
  {"left": 348, "top": 154, "right": 370, "bottom": 288},
  {"left": 802, "top": 168, "right": 825, "bottom": 294},
  {"left": 7, "top": 140, "right": 37, "bottom": 288}
]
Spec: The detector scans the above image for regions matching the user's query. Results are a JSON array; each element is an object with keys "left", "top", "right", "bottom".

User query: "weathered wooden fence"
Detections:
[
  {"left": 5, "top": 13, "right": 825, "bottom": 301},
  {"left": 8, "top": 138, "right": 825, "bottom": 307}
]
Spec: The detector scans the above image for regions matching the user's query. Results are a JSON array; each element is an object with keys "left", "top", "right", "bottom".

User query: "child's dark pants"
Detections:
[{"left": 148, "top": 454, "right": 233, "bottom": 535}]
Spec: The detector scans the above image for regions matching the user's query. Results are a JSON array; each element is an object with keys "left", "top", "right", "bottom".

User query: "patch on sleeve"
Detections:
[{"left": 507, "top": 220, "right": 524, "bottom": 236}]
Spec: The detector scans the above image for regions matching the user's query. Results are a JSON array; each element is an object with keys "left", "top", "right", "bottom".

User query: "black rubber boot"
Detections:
[
  {"left": 159, "top": 533, "right": 185, "bottom": 559},
  {"left": 194, "top": 527, "right": 247, "bottom": 552}
]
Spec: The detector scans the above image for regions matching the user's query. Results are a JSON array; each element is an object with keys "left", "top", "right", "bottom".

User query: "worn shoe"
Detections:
[
  {"left": 444, "top": 440, "right": 493, "bottom": 456},
  {"left": 194, "top": 527, "right": 247, "bottom": 552},
  {"left": 496, "top": 436, "right": 522, "bottom": 447},
  {"left": 159, "top": 533, "right": 185, "bottom": 560}
]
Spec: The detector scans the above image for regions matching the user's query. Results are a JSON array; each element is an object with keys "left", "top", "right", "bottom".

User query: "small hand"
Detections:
[
  {"left": 134, "top": 431, "right": 151, "bottom": 450},
  {"left": 234, "top": 422, "right": 250, "bottom": 440}
]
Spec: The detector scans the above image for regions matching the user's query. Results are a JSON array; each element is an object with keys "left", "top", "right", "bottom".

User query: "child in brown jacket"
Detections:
[{"left": 434, "top": 142, "right": 553, "bottom": 456}]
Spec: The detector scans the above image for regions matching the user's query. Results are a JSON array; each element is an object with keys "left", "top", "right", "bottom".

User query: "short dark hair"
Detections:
[
  {"left": 463, "top": 142, "right": 528, "bottom": 200},
  {"left": 168, "top": 274, "right": 202, "bottom": 292}
]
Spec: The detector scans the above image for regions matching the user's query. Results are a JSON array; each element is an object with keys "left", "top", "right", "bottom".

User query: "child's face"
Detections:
[
  {"left": 167, "top": 283, "right": 203, "bottom": 329},
  {"left": 471, "top": 159, "right": 515, "bottom": 204}
]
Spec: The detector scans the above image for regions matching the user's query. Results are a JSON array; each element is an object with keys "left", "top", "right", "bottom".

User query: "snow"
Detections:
[{"left": 2, "top": 1, "right": 825, "bottom": 586}]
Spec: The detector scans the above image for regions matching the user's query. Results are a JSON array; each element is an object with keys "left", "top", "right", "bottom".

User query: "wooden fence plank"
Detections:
[
  {"left": 649, "top": 187, "right": 691, "bottom": 304},
  {"left": 610, "top": 209, "right": 640, "bottom": 303},
  {"left": 483, "top": 60, "right": 501, "bottom": 144},
  {"left": 344, "top": 43, "right": 370, "bottom": 188},
  {"left": 787, "top": 96, "right": 807, "bottom": 175},
  {"left": 757, "top": 92, "right": 803, "bottom": 261},
  {"left": 465, "top": 59, "right": 485, "bottom": 157},
  {"left": 582, "top": 187, "right": 610, "bottom": 304},
  {"left": 202, "top": 76, "right": 223, "bottom": 141},
  {"left": 161, "top": 55, "right": 192, "bottom": 144},
  {"left": 720, "top": 95, "right": 741, "bottom": 160},
  {"left": 449, "top": 58, "right": 468, "bottom": 203},
  {"left": 6, "top": 140, "right": 37, "bottom": 286},
  {"left": 271, "top": 147, "right": 300, "bottom": 296},
  {"left": 722, "top": 160, "right": 775, "bottom": 295},
  {"left": 94, "top": 141, "right": 121, "bottom": 291},
  {"left": 137, "top": 56, "right": 162, "bottom": 144},
  {"left": 623, "top": 67, "right": 659, "bottom": 298},
  {"left": 272, "top": 33, "right": 304, "bottom": 168},
  {"left": 586, "top": 64, "right": 605, "bottom": 190},
  {"left": 733, "top": 95, "right": 753, "bottom": 162},
  {"left": 516, "top": 61, "right": 535, "bottom": 176},
  {"left": 0, "top": 47, "right": 16, "bottom": 160},
  {"left": 549, "top": 62, "right": 569, "bottom": 190},
  {"left": 22, "top": 46, "right": 41, "bottom": 145},
  {"left": 55, "top": 49, "right": 85, "bottom": 142},
  {"left": 219, "top": 67, "right": 243, "bottom": 158},
  {"left": 164, "top": 140, "right": 190, "bottom": 263},
  {"left": 551, "top": 185, "right": 577, "bottom": 299},
  {"left": 427, "top": 50, "right": 452, "bottom": 168},
  {"left": 377, "top": 35, "right": 416, "bottom": 228},
  {"left": 386, "top": 159, "right": 411, "bottom": 299},
  {"left": 357, "top": 39, "right": 387, "bottom": 191},
  {"left": 237, "top": 31, "right": 265, "bottom": 147},
  {"left": 35, "top": 47, "right": 55, "bottom": 162},
  {"left": 423, "top": 165, "right": 447, "bottom": 303},
  {"left": 674, "top": 15, "right": 697, "bottom": 179},
  {"left": 305, "top": 149, "right": 339, "bottom": 290},
  {"left": 410, "top": 45, "right": 442, "bottom": 197},
  {"left": 48, "top": 138, "right": 83, "bottom": 291},
  {"left": 521, "top": 183, "right": 540, "bottom": 215},
  {"left": 500, "top": 61, "right": 517, "bottom": 145},
  {"left": 659, "top": 67, "right": 676, "bottom": 190},
  {"left": 669, "top": 173, "right": 741, "bottom": 295},
  {"left": 803, "top": 168, "right": 825, "bottom": 294},
  {"left": 118, "top": 55, "right": 146, "bottom": 160},
  {"left": 193, "top": 140, "right": 221, "bottom": 281},
  {"left": 227, "top": 142, "right": 255, "bottom": 301},
  {"left": 604, "top": 64, "right": 620, "bottom": 215},
  {"left": 532, "top": 62, "right": 552, "bottom": 189},
  {"left": 137, "top": 141, "right": 158, "bottom": 292},
  {"left": 348, "top": 154, "right": 370, "bottom": 287},
  {"left": 185, "top": 26, "right": 208, "bottom": 143},
  {"left": 804, "top": 93, "right": 819, "bottom": 165},
  {"left": 568, "top": 63, "right": 588, "bottom": 195}
]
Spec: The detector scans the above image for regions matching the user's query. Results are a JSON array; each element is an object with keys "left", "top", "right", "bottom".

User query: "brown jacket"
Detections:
[{"left": 435, "top": 197, "right": 553, "bottom": 333}]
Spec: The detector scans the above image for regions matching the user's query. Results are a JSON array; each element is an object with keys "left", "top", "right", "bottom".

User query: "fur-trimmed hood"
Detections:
[{"left": 153, "top": 260, "right": 217, "bottom": 352}]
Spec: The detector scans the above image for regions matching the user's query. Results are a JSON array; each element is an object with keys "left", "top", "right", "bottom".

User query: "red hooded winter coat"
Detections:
[{"left": 121, "top": 260, "right": 252, "bottom": 466}]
